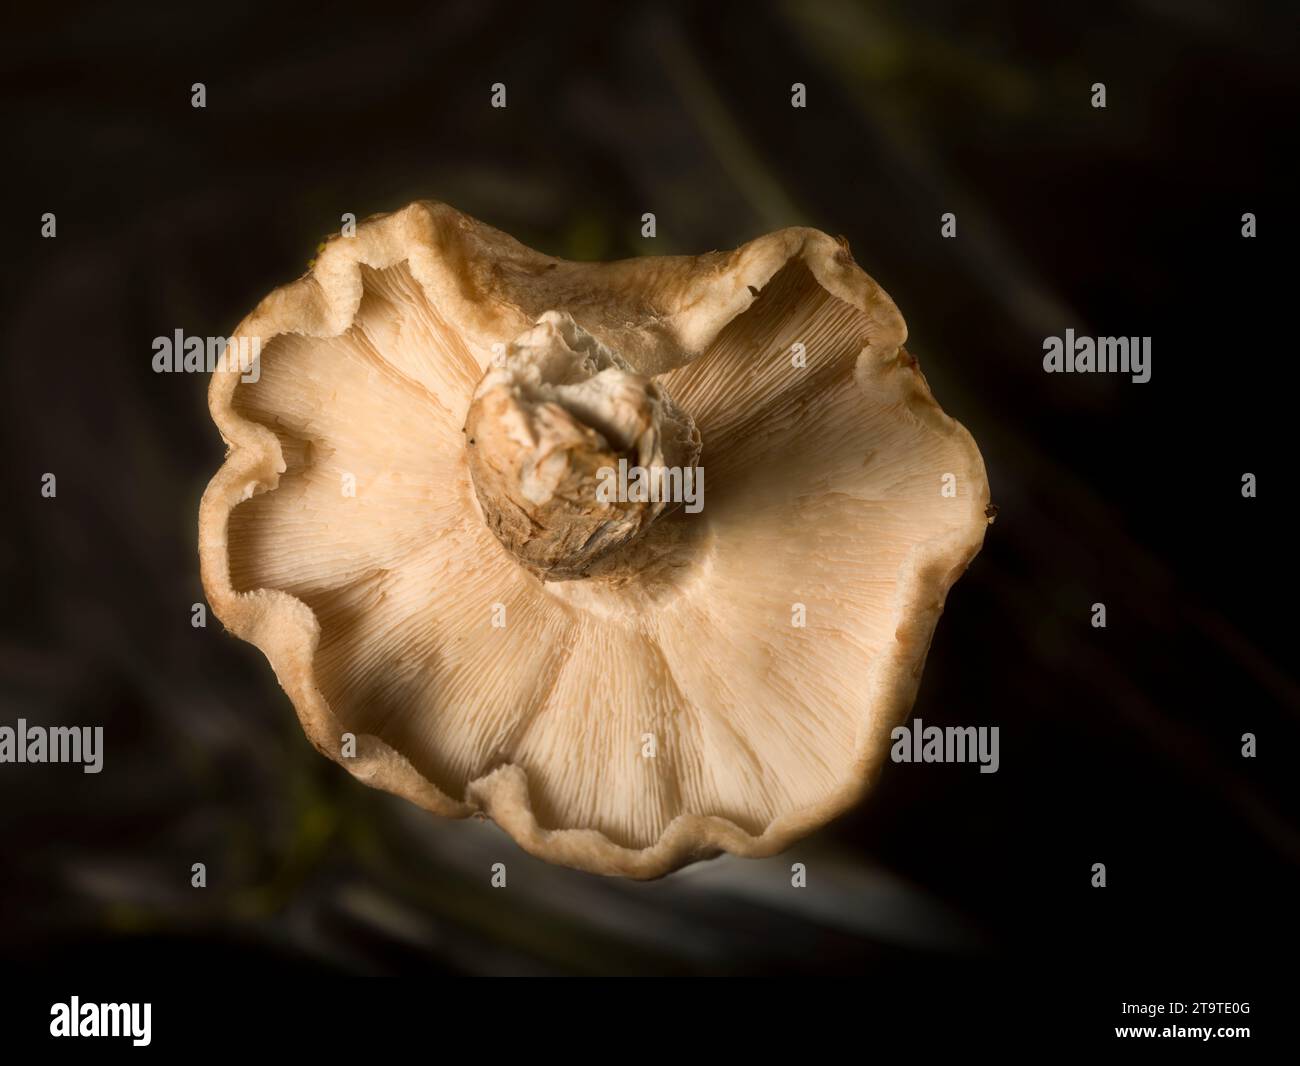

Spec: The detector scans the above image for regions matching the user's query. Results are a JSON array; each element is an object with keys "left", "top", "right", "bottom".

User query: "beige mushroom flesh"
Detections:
[{"left": 199, "top": 201, "right": 991, "bottom": 879}]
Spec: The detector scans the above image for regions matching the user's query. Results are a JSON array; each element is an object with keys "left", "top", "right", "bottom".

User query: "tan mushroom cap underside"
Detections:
[{"left": 199, "top": 200, "right": 990, "bottom": 879}]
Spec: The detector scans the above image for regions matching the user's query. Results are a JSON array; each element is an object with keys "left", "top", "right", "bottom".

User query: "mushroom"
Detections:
[{"left": 199, "top": 201, "right": 990, "bottom": 879}]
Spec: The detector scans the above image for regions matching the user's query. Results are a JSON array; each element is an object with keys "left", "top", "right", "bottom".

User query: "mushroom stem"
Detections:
[{"left": 464, "top": 312, "right": 701, "bottom": 581}]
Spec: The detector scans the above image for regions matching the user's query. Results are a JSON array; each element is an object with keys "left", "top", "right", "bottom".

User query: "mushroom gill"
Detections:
[{"left": 200, "top": 201, "right": 990, "bottom": 878}]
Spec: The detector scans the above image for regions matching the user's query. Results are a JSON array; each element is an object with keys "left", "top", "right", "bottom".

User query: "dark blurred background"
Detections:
[{"left": 1, "top": 0, "right": 1296, "bottom": 983}]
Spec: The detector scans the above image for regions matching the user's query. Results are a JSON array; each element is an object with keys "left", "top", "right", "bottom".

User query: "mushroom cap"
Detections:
[{"left": 199, "top": 201, "right": 990, "bottom": 878}]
